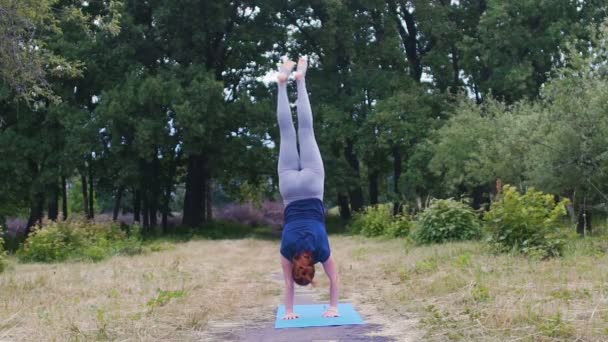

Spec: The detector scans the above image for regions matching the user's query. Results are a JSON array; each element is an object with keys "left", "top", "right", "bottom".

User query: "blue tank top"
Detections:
[{"left": 280, "top": 198, "right": 331, "bottom": 264}]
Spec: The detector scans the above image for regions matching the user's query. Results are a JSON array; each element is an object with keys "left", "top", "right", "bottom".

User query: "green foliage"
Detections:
[
  {"left": 1, "top": 0, "right": 607, "bottom": 243},
  {"left": 146, "top": 288, "right": 187, "bottom": 310},
  {"left": 471, "top": 282, "right": 491, "bottom": 302},
  {"left": 348, "top": 204, "right": 412, "bottom": 238},
  {"left": 17, "top": 220, "right": 146, "bottom": 262},
  {"left": 67, "top": 177, "right": 102, "bottom": 215},
  {"left": 0, "top": 226, "right": 7, "bottom": 273},
  {"left": 429, "top": 97, "right": 536, "bottom": 194},
  {"left": 459, "top": 0, "right": 595, "bottom": 103},
  {"left": 484, "top": 185, "right": 574, "bottom": 258},
  {"left": 237, "top": 181, "right": 265, "bottom": 208},
  {"left": 414, "top": 199, "right": 482, "bottom": 244},
  {"left": 537, "top": 312, "right": 575, "bottom": 338}
]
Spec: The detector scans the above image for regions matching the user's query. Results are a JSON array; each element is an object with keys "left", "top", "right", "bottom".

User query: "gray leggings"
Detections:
[{"left": 277, "top": 79, "right": 325, "bottom": 206}]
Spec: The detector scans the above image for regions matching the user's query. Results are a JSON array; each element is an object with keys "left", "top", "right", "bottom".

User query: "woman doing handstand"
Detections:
[{"left": 276, "top": 56, "right": 340, "bottom": 320}]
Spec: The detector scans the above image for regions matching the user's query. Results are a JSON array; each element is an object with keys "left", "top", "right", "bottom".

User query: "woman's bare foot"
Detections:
[
  {"left": 295, "top": 56, "right": 308, "bottom": 80},
  {"left": 278, "top": 59, "right": 296, "bottom": 83}
]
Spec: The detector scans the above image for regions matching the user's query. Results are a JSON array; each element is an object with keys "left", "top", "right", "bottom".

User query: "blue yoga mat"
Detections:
[{"left": 275, "top": 303, "right": 365, "bottom": 329}]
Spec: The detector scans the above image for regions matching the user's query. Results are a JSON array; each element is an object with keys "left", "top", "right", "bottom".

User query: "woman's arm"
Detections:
[
  {"left": 322, "top": 255, "right": 340, "bottom": 317},
  {"left": 281, "top": 255, "right": 299, "bottom": 319}
]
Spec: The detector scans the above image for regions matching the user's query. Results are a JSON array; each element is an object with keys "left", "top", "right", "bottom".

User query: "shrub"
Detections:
[
  {"left": 17, "top": 224, "right": 74, "bottom": 262},
  {"left": 83, "top": 245, "right": 107, "bottom": 262},
  {"left": 17, "top": 220, "right": 147, "bottom": 262},
  {"left": 0, "top": 226, "right": 7, "bottom": 273},
  {"left": 385, "top": 214, "right": 412, "bottom": 238},
  {"left": 349, "top": 204, "right": 411, "bottom": 237},
  {"left": 414, "top": 198, "right": 482, "bottom": 244},
  {"left": 484, "top": 185, "right": 573, "bottom": 258},
  {"left": 214, "top": 200, "right": 284, "bottom": 230}
]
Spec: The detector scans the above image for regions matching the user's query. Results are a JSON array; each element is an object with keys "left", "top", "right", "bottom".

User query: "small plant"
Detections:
[
  {"left": 348, "top": 204, "right": 412, "bottom": 238},
  {"left": 471, "top": 282, "right": 491, "bottom": 302},
  {"left": 95, "top": 307, "right": 109, "bottom": 339},
  {"left": 484, "top": 185, "right": 574, "bottom": 258},
  {"left": 453, "top": 253, "right": 473, "bottom": 268},
  {"left": 538, "top": 312, "right": 575, "bottom": 338},
  {"left": 146, "top": 288, "right": 187, "bottom": 310},
  {"left": 414, "top": 198, "right": 482, "bottom": 244},
  {"left": 413, "top": 256, "right": 439, "bottom": 274}
]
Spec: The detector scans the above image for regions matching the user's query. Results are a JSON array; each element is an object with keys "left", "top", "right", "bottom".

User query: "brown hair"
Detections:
[{"left": 292, "top": 251, "right": 315, "bottom": 286}]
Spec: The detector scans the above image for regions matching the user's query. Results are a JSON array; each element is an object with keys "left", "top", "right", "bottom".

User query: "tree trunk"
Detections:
[
  {"left": 162, "top": 191, "right": 169, "bottom": 234},
  {"left": 348, "top": 189, "right": 364, "bottom": 213},
  {"left": 25, "top": 192, "right": 45, "bottom": 237},
  {"left": 368, "top": 169, "right": 379, "bottom": 205},
  {"left": 61, "top": 175, "right": 68, "bottom": 220},
  {"left": 162, "top": 179, "right": 170, "bottom": 233},
  {"left": 392, "top": 146, "right": 403, "bottom": 216},
  {"left": 142, "top": 190, "right": 149, "bottom": 233},
  {"left": 182, "top": 154, "right": 207, "bottom": 228},
  {"left": 88, "top": 165, "right": 94, "bottom": 219},
  {"left": 344, "top": 140, "right": 364, "bottom": 212},
  {"left": 576, "top": 200, "right": 592, "bottom": 235},
  {"left": 471, "top": 184, "right": 490, "bottom": 210},
  {"left": 163, "top": 150, "right": 181, "bottom": 234},
  {"left": 450, "top": 45, "right": 460, "bottom": 93},
  {"left": 149, "top": 207, "right": 157, "bottom": 228},
  {"left": 133, "top": 189, "right": 141, "bottom": 223},
  {"left": 206, "top": 177, "right": 213, "bottom": 222},
  {"left": 388, "top": 1, "right": 423, "bottom": 82},
  {"left": 201, "top": 173, "right": 207, "bottom": 223},
  {"left": 81, "top": 172, "right": 89, "bottom": 218},
  {"left": 149, "top": 154, "right": 160, "bottom": 227},
  {"left": 113, "top": 186, "right": 124, "bottom": 221},
  {"left": 149, "top": 197, "right": 158, "bottom": 228},
  {"left": 337, "top": 193, "right": 351, "bottom": 220},
  {"left": 48, "top": 179, "right": 59, "bottom": 221}
]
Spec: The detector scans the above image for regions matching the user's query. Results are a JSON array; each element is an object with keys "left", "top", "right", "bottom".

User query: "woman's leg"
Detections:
[
  {"left": 276, "top": 60, "right": 300, "bottom": 202},
  {"left": 295, "top": 57, "right": 325, "bottom": 199},
  {"left": 277, "top": 83, "right": 299, "bottom": 173}
]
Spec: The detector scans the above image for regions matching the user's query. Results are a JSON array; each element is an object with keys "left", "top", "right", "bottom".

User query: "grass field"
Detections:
[{"left": 1, "top": 225, "right": 607, "bottom": 341}]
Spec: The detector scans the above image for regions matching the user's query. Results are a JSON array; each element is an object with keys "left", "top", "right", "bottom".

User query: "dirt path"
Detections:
[{"left": 202, "top": 272, "right": 401, "bottom": 342}]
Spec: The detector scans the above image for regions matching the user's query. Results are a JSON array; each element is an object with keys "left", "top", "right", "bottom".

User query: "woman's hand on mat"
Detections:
[
  {"left": 322, "top": 307, "right": 340, "bottom": 318},
  {"left": 282, "top": 312, "right": 300, "bottom": 320}
]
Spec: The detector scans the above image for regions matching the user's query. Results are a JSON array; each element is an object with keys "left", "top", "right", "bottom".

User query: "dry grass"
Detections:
[
  {"left": 331, "top": 236, "right": 608, "bottom": 341},
  {"left": 0, "top": 239, "right": 281, "bottom": 341},
  {"left": 1, "top": 234, "right": 607, "bottom": 341}
]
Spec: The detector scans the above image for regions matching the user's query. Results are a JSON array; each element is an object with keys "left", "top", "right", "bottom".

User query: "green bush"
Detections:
[
  {"left": 414, "top": 198, "right": 482, "bottom": 244},
  {"left": 0, "top": 227, "right": 7, "bottom": 273},
  {"left": 83, "top": 245, "right": 107, "bottom": 262},
  {"left": 385, "top": 214, "right": 412, "bottom": 238},
  {"left": 349, "top": 204, "right": 412, "bottom": 237},
  {"left": 17, "top": 224, "right": 73, "bottom": 262},
  {"left": 484, "top": 185, "right": 573, "bottom": 258},
  {"left": 17, "top": 220, "right": 147, "bottom": 262}
]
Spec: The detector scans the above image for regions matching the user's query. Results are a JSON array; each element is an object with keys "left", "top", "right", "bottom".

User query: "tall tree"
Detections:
[{"left": 152, "top": 0, "right": 283, "bottom": 228}]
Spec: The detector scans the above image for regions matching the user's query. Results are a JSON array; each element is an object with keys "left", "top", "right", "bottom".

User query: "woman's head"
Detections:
[{"left": 292, "top": 251, "right": 315, "bottom": 286}]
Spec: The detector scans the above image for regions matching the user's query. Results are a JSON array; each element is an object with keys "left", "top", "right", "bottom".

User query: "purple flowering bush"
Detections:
[{"left": 214, "top": 200, "right": 284, "bottom": 231}]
